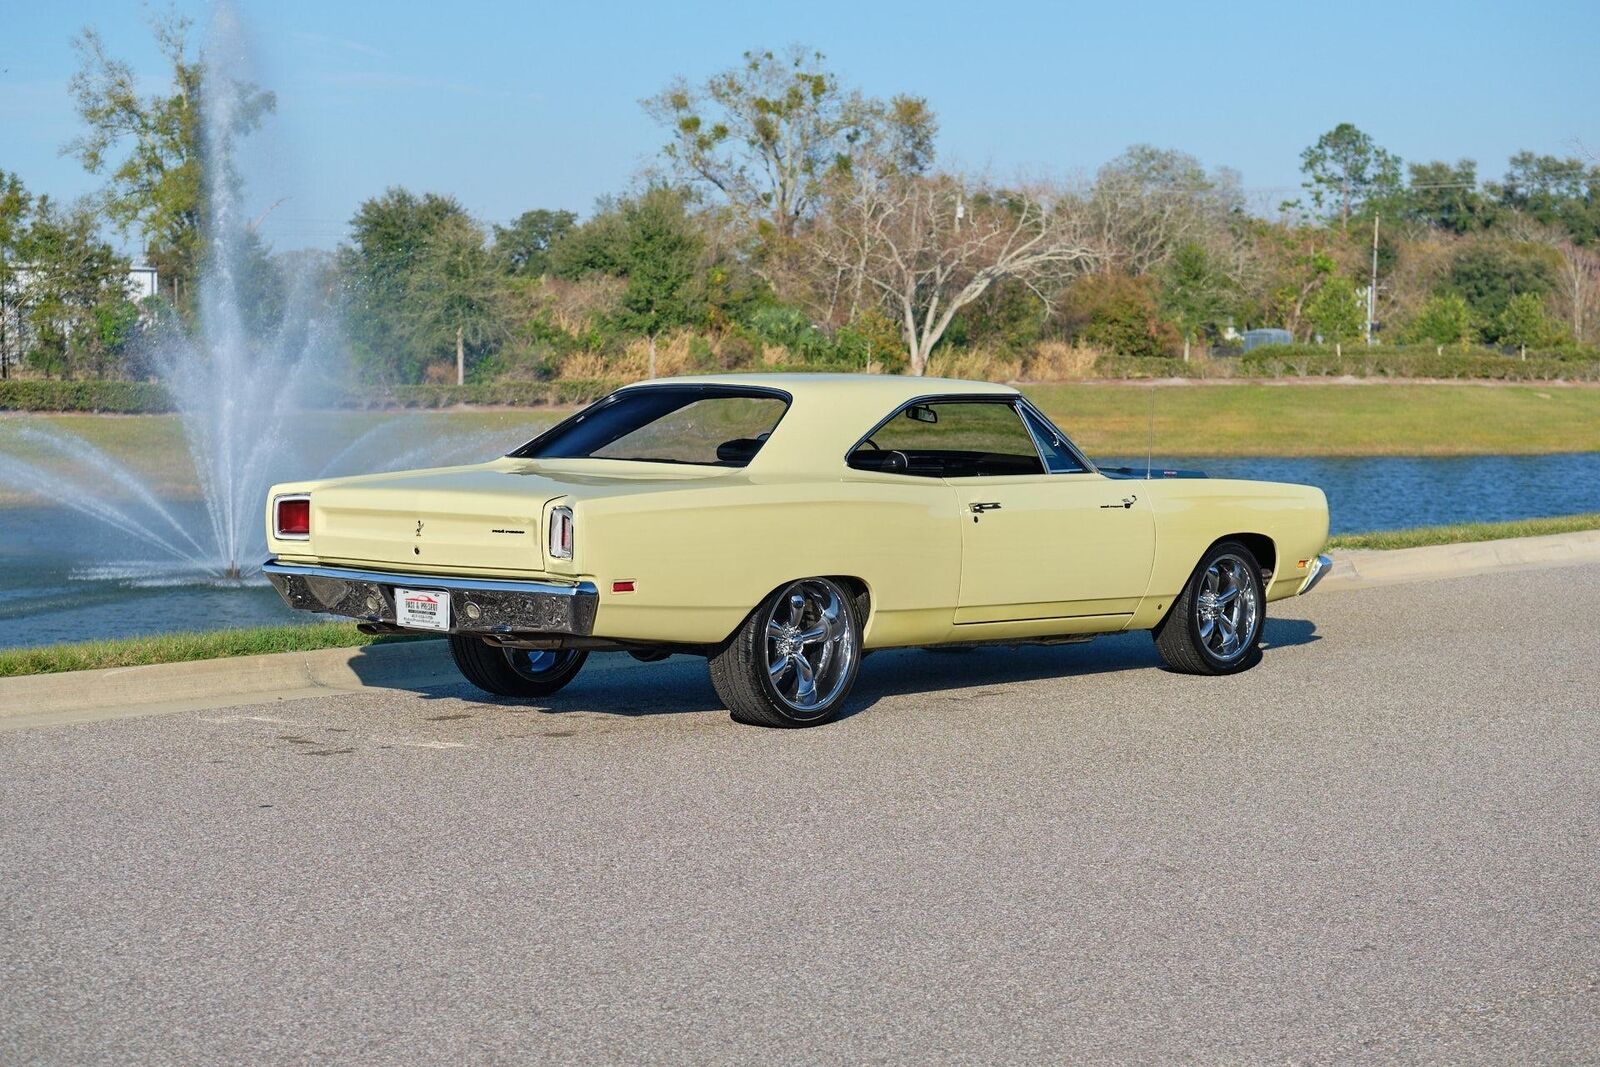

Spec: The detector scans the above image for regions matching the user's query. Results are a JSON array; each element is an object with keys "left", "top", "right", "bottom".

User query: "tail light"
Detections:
[
  {"left": 275, "top": 495, "right": 311, "bottom": 539},
  {"left": 548, "top": 506, "right": 573, "bottom": 559}
]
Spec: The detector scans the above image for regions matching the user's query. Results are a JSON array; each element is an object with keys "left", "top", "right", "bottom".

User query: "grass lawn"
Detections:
[
  {"left": 1326, "top": 512, "right": 1600, "bottom": 551},
  {"left": 1022, "top": 382, "right": 1600, "bottom": 457},
  {"left": 0, "top": 622, "right": 428, "bottom": 678}
]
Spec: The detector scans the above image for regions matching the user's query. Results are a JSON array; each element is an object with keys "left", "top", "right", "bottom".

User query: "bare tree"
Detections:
[
  {"left": 812, "top": 172, "right": 1097, "bottom": 374},
  {"left": 644, "top": 46, "right": 936, "bottom": 243},
  {"left": 1554, "top": 240, "right": 1599, "bottom": 344},
  {"left": 1084, "top": 146, "right": 1237, "bottom": 276}
]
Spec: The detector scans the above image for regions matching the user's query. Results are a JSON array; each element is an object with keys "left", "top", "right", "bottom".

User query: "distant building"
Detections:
[
  {"left": 6, "top": 263, "right": 159, "bottom": 302},
  {"left": 0, "top": 264, "right": 160, "bottom": 374},
  {"left": 1241, "top": 328, "right": 1294, "bottom": 351},
  {"left": 127, "top": 266, "right": 160, "bottom": 301}
]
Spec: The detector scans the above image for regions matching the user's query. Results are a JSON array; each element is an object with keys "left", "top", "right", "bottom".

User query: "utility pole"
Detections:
[{"left": 1365, "top": 214, "right": 1380, "bottom": 346}]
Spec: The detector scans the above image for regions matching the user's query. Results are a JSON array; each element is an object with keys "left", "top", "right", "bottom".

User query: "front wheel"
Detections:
[
  {"left": 709, "top": 577, "right": 863, "bottom": 728},
  {"left": 448, "top": 636, "right": 588, "bottom": 698},
  {"left": 1153, "top": 541, "right": 1265, "bottom": 675}
]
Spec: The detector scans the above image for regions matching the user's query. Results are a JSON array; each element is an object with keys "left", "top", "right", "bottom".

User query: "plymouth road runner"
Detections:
[{"left": 264, "top": 374, "right": 1331, "bottom": 727}]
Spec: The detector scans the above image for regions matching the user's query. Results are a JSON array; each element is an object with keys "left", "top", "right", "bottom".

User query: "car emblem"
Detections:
[{"left": 415, "top": 520, "right": 424, "bottom": 538}]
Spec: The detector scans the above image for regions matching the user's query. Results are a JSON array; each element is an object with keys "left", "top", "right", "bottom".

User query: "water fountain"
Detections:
[
  {"left": 0, "top": 9, "right": 533, "bottom": 648},
  {"left": 0, "top": 7, "right": 333, "bottom": 583}
]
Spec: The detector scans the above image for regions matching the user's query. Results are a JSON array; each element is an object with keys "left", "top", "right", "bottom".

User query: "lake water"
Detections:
[{"left": 3, "top": 452, "right": 1598, "bottom": 650}]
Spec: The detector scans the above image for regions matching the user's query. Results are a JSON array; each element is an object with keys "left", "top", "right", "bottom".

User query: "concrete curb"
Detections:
[
  {"left": 0, "top": 641, "right": 647, "bottom": 728},
  {"left": 1320, "top": 529, "right": 1600, "bottom": 592}
]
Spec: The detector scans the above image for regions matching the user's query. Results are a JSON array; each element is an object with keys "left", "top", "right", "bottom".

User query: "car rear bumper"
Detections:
[
  {"left": 262, "top": 559, "right": 599, "bottom": 636},
  {"left": 1297, "top": 554, "right": 1334, "bottom": 596}
]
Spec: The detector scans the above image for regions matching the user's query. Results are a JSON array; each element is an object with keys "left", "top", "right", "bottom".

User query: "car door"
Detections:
[
  {"left": 953, "top": 470, "right": 1155, "bottom": 624},
  {"left": 860, "top": 396, "right": 1154, "bottom": 624}
]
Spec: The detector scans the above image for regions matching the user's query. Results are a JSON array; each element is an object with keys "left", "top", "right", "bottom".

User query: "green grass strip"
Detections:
[
  {"left": 1327, "top": 512, "right": 1600, "bottom": 551},
  {"left": 0, "top": 622, "right": 429, "bottom": 679}
]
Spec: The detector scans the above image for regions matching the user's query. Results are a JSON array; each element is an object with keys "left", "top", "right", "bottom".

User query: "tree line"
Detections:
[{"left": 3, "top": 16, "right": 1598, "bottom": 384}]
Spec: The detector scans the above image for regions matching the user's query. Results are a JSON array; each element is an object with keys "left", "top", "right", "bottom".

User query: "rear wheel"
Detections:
[
  {"left": 1153, "top": 541, "right": 1265, "bottom": 675},
  {"left": 709, "top": 577, "right": 862, "bottom": 728},
  {"left": 448, "top": 636, "right": 588, "bottom": 698}
]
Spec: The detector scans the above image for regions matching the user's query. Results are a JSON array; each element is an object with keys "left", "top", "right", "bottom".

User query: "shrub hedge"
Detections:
[
  {"left": 0, "top": 380, "right": 176, "bottom": 413},
  {"left": 1232, "top": 344, "right": 1600, "bottom": 381},
  {"left": 0, "top": 377, "right": 627, "bottom": 413}
]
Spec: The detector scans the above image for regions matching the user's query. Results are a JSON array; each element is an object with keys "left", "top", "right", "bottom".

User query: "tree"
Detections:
[
  {"left": 1405, "top": 159, "right": 1492, "bottom": 234},
  {"left": 1495, "top": 292, "right": 1557, "bottom": 356},
  {"left": 65, "top": 10, "right": 274, "bottom": 311},
  {"left": 611, "top": 189, "right": 704, "bottom": 377},
  {"left": 1403, "top": 292, "right": 1476, "bottom": 346},
  {"left": 403, "top": 214, "right": 504, "bottom": 385},
  {"left": 1550, "top": 240, "right": 1599, "bottom": 345},
  {"left": 1305, "top": 275, "right": 1364, "bottom": 344},
  {"left": 1300, "top": 124, "right": 1403, "bottom": 227},
  {"left": 338, "top": 188, "right": 473, "bottom": 381},
  {"left": 16, "top": 197, "right": 139, "bottom": 379},
  {"left": 1060, "top": 273, "right": 1177, "bottom": 358},
  {"left": 1447, "top": 242, "right": 1558, "bottom": 339},
  {"left": 1489, "top": 152, "right": 1600, "bottom": 245},
  {"left": 1087, "top": 145, "right": 1238, "bottom": 275},
  {"left": 1159, "top": 242, "right": 1233, "bottom": 360},
  {"left": 0, "top": 170, "right": 34, "bottom": 379},
  {"left": 811, "top": 172, "right": 1097, "bottom": 374},
  {"left": 493, "top": 209, "right": 577, "bottom": 277},
  {"left": 644, "top": 46, "right": 937, "bottom": 241}
]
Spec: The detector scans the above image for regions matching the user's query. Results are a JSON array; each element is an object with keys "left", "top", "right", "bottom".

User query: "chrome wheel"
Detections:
[
  {"left": 503, "top": 647, "right": 582, "bottom": 680},
  {"left": 763, "top": 579, "right": 856, "bottom": 718},
  {"left": 1194, "top": 553, "right": 1260, "bottom": 662}
]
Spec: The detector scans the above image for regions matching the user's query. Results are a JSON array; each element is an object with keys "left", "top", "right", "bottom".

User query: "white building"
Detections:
[{"left": 127, "top": 265, "right": 160, "bottom": 301}]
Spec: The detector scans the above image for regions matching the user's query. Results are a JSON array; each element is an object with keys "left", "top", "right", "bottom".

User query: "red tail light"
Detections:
[{"left": 275, "top": 495, "right": 310, "bottom": 539}]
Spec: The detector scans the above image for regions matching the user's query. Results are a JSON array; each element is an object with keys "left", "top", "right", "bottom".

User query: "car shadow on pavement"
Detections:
[{"left": 403, "top": 617, "right": 1320, "bottom": 722}]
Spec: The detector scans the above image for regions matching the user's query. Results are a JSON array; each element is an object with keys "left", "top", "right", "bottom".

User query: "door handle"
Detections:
[
  {"left": 1100, "top": 494, "right": 1137, "bottom": 510},
  {"left": 969, "top": 502, "right": 1003, "bottom": 513}
]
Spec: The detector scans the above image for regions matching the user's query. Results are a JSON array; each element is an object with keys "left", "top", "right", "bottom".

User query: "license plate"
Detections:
[{"left": 396, "top": 587, "right": 451, "bottom": 631}]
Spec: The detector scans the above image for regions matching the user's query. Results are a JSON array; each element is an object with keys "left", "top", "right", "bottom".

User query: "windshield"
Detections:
[{"left": 510, "top": 386, "right": 790, "bottom": 467}]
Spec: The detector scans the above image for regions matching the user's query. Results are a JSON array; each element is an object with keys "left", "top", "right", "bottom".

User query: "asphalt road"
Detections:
[{"left": 3, "top": 565, "right": 1598, "bottom": 1065}]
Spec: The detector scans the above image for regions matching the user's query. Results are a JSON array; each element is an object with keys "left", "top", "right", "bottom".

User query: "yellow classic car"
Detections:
[{"left": 264, "top": 374, "right": 1330, "bottom": 727}]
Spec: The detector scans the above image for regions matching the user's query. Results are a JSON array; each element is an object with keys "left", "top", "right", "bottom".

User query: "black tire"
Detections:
[
  {"left": 448, "top": 636, "right": 588, "bottom": 698},
  {"left": 1153, "top": 540, "right": 1266, "bottom": 676},
  {"left": 709, "top": 577, "right": 863, "bottom": 728}
]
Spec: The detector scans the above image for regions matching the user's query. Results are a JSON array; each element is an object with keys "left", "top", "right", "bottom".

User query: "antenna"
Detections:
[{"left": 1146, "top": 386, "right": 1155, "bottom": 480}]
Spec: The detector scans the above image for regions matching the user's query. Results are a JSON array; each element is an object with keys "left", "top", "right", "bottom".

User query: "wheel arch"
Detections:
[
  {"left": 1151, "top": 532, "right": 1276, "bottom": 633},
  {"left": 717, "top": 573, "right": 874, "bottom": 646},
  {"left": 1215, "top": 532, "right": 1277, "bottom": 584}
]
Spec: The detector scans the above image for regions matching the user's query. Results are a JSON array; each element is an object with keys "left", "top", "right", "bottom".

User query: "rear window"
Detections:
[{"left": 511, "top": 386, "right": 789, "bottom": 467}]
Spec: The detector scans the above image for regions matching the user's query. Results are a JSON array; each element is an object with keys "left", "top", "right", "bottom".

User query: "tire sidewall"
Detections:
[
  {"left": 1186, "top": 543, "right": 1265, "bottom": 674},
  {"left": 754, "top": 578, "right": 863, "bottom": 724},
  {"left": 503, "top": 647, "right": 587, "bottom": 688}
]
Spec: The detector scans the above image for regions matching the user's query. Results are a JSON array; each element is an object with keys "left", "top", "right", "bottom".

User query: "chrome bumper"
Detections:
[
  {"left": 262, "top": 560, "right": 598, "bottom": 636},
  {"left": 1297, "top": 554, "right": 1333, "bottom": 595}
]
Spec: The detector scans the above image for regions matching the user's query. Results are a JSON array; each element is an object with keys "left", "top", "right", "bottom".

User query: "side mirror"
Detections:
[{"left": 905, "top": 404, "right": 938, "bottom": 424}]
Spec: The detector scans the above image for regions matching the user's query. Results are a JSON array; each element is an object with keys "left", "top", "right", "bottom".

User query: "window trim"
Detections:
[
  {"left": 1016, "top": 398, "right": 1097, "bottom": 474},
  {"left": 844, "top": 393, "right": 1098, "bottom": 478},
  {"left": 508, "top": 383, "right": 794, "bottom": 467}
]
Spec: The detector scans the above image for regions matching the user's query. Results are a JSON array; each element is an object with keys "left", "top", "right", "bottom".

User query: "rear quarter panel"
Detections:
[{"left": 575, "top": 474, "right": 962, "bottom": 647}]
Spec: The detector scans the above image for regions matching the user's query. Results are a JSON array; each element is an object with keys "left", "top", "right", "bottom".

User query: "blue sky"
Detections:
[{"left": 4, "top": 0, "right": 1597, "bottom": 254}]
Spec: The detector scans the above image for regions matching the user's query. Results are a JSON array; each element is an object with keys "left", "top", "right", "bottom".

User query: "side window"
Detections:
[
  {"left": 1021, "top": 406, "right": 1088, "bottom": 473},
  {"left": 848, "top": 400, "right": 1045, "bottom": 478}
]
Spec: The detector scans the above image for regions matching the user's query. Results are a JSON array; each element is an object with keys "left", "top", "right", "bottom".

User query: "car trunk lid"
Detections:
[{"left": 309, "top": 463, "right": 560, "bottom": 576}]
